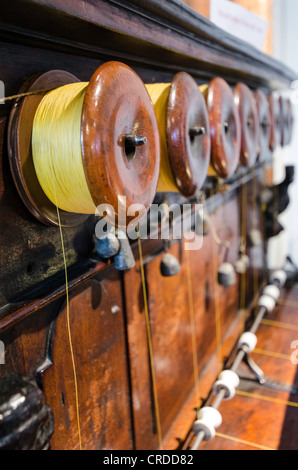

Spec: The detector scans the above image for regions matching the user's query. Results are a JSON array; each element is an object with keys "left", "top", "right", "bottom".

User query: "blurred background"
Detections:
[{"left": 182, "top": 0, "right": 298, "bottom": 270}]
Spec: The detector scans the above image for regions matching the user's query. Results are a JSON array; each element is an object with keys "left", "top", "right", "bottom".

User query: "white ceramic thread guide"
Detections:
[
  {"left": 193, "top": 407, "right": 223, "bottom": 441},
  {"left": 213, "top": 370, "right": 240, "bottom": 401}
]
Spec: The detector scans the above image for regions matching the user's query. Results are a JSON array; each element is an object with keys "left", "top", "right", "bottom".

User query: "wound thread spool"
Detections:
[
  {"left": 268, "top": 92, "right": 282, "bottom": 151},
  {"left": 234, "top": 83, "right": 259, "bottom": 168},
  {"left": 200, "top": 78, "right": 241, "bottom": 179},
  {"left": 32, "top": 82, "right": 95, "bottom": 214},
  {"left": 146, "top": 83, "right": 175, "bottom": 192},
  {"left": 9, "top": 62, "right": 160, "bottom": 227},
  {"left": 254, "top": 89, "right": 271, "bottom": 158},
  {"left": 280, "top": 96, "right": 294, "bottom": 147},
  {"left": 286, "top": 98, "right": 294, "bottom": 146},
  {"left": 146, "top": 73, "right": 211, "bottom": 197}
]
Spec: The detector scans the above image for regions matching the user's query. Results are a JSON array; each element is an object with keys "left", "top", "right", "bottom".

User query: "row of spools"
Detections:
[{"left": 9, "top": 61, "right": 294, "bottom": 227}]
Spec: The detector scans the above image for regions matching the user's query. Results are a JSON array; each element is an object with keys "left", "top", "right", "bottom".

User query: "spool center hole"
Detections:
[
  {"left": 247, "top": 116, "right": 253, "bottom": 128},
  {"left": 26, "top": 262, "right": 36, "bottom": 276},
  {"left": 190, "top": 133, "right": 195, "bottom": 145},
  {"left": 261, "top": 120, "right": 268, "bottom": 134},
  {"left": 189, "top": 126, "right": 205, "bottom": 144},
  {"left": 124, "top": 138, "right": 136, "bottom": 161}
]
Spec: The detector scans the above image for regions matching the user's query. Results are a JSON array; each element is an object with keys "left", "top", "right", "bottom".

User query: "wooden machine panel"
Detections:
[{"left": 0, "top": 0, "right": 296, "bottom": 452}]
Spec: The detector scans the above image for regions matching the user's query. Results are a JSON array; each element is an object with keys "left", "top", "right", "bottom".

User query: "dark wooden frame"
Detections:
[{"left": 0, "top": 0, "right": 296, "bottom": 451}]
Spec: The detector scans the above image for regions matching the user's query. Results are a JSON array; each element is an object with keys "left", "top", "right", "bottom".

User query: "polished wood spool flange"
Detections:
[
  {"left": 268, "top": 92, "right": 283, "bottom": 151},
  {"left": 205, "top": 78, "right": 241, "bottom": 179},
  {"left": 82, "top": 62, "right": 160, "bottom": 226},
  {"left": 287, "top": 98, "right": 294, "bottom": 146},
  {"left": 8, "top": 62, "right": 160, "bottom": 227},
  {"left": 166, "top": 72, "right": 211, "bottom": 197},
  {"left": 234, "top": 83, "right": 259, "bottom": 168},
  {"left": 254, "top": 89, "right": 271, "bottom": 158},
  {"left": 280, "top": 96, "right": 294, "bottom": 147},
  {"left": 7, "top": 70, "right": 88, "bottom": 227}
]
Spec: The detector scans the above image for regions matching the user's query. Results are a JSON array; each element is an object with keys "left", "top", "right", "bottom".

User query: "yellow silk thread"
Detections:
[
  {"left": 185, "top": 248, "right": 201, "bottom": 412},
  {"left": 236, "top": 390, "right": 298, "bottom": 408},
  {"left": 254, "top": 348, "right": 292, "bottom": 362},
  {"left": 215, "top": 433, "right": 275, "bottom": 451},
  {"left": 199, "top": 84, "right": 217, "bottom": 177},
  {"left": 56, "top": 204, "right": 83, "bottom": 450},
  {"left": 137, "top": 231, "right": 163, "bottom": 449},
  {"left": 252, "top": 169, "right": 260, "bottom": 317},
  {"left": 50, "top": 168, "right": 82, "bottom": 450},
  {"left": 199, "top": 84, "right": 209, "bottom": 98},
  {"left": 32, "top": 83, "right": 96, "bottom": 214},
  {"left": 146, "top": 83, "right": 178, "bottom": 193},
  {"left": 277, "top": 299, "right": 298, "bottom": 308},
  {"left": 261, "top": 318, "right": 298, "bottom": 332},
  {"left": 240, "top": 182, "right": 248, "bottom": 330},
  {"left": 210, "top": 190, "right": 223, "bottom": 374},
  {"left": 146, "top": 82, "right": 217, "bottom": 190}
]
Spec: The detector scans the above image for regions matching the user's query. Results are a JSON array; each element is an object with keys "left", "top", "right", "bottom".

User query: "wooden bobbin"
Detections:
[
  {"left": 234, "top": 83, "right": 259, "bottom": 168},
  {"left": 280, "top": 96, "right": 294, "bottom": 147},
  {"left": 166, "top": 72, "right": 211, "bottom": 197},
  {"left": 254, "top": 89, "right": 271, "bottom": 158},
  {"left": 287, "top": 98, "right": 294, "bottom": 146},
  {"left": 202, "top": 78, "right": 241, "bottom": 179},
  {"left": 268, "top": 92, "right": 283, "bottom": 151},
  {"left": 8, "top": 62, "right": 160, "bottom": 227}
]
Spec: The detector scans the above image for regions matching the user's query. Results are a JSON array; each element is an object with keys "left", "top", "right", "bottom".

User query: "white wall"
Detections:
[
  {"left": 268, "top": 0, "right": 298, "bottom": 269},
  {"left": 273, "top": 0, "right": 298, "bottom": 73}
]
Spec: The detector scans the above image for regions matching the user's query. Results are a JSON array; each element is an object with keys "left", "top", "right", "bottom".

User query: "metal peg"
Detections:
[
  {"left": 223, "top": 121, "right": 229, "bottom": 134},
  {"left": 261, "top": 119, "right": 271, "bottom": 129},
  {"left": 189, "top": 126, "right": 206, "bottom": 138},
  {"left": 125, "top": 135, "right": 147, "bottom": 147},
  {"left": 160, "top": 253, "right": 181, "bottom": 277},
  {"left": 96, "top": 224, "right": 120, "bottom": 259},
  {"left": 114, "top": 230, "right": 135, "bottom": 271},
  {"left": 218, "top": 262, "right": 236, "bottom": 287}
]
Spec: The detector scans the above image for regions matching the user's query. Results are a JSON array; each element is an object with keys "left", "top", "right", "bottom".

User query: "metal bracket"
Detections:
[
  {"left": 243, "top": 353, "right": 265, "bottom": 385},
  {"left": 242, "top": 353, "right": 298, "bottom": 394}
]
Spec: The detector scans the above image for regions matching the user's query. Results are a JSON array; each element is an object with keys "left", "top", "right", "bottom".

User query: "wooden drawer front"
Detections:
[{"left": 39, "top": 270, "right": 133, "bottom": 450}]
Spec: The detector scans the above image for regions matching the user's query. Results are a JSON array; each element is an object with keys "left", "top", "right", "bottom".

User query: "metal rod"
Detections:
[
  {"left": 189, "top": 126, "right": 206, "bottom": 138},
  {"left": 261, "top": 119, "right": 271, "bottom": 129},
  {"left": 191, "top": 432, "right": 205, "bottom": 451},
  {"left": 250, "top": 306, "right": 267, "bottom": 334},
  {"left": 125, "top": 135, "right": 147, "bottom": 146},
  {"left": 224, "top": 121, "right": 229, "bottom": 133},
  {"left": 191, "top": 303, "right": 268, "bottom": 450}
]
